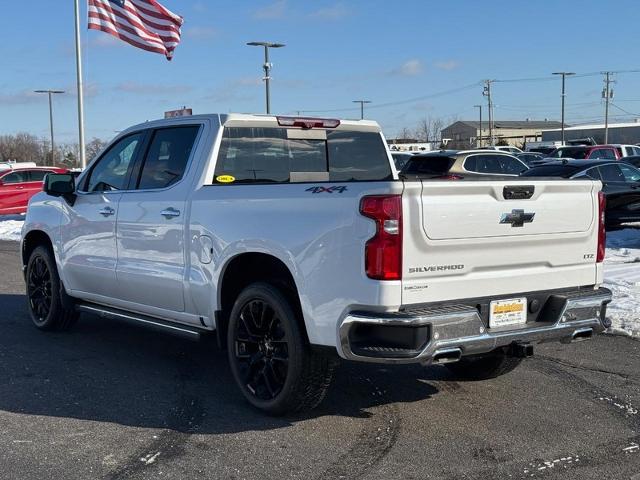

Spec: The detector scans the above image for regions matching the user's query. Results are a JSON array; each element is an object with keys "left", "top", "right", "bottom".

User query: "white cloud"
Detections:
[
  {"left": 0, "top": 90, "right": 41, "bottom": 106},
  {"left": 90, "top": 34, "right": 122, "bottom": 48},
  {"left": 434, "top": 60, "right": 459, "bottom": 71},
  {"left": 205, "top": 77, "right": 262, "bottom": 103},
  {"left": 193, "top": 1, "right": 207, "bottom": 13},
  {"left": 184, "top": 26, "right": 217, "bottom": 39},
  {"left": 391, "top": 59, "right": 423, "bottom": 77},
  {"left": 252, "top": 0, "right": 287, "bottom": 20},
  {"left": 308, "top": 3, "right": 349, "bottom": 20}
]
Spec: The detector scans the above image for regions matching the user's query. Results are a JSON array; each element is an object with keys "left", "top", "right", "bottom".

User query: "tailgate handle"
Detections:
[{"left": 503, "top": 185, "right": 534, "bottom": 200}]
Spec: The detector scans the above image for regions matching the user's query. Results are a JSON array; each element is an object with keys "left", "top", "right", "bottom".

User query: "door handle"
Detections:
[
  {"left": 99, "top": 207, "right": 115, "bottom": 217},
  {"left": 161, "top": 207, "right": 181, "bottom": 219}
]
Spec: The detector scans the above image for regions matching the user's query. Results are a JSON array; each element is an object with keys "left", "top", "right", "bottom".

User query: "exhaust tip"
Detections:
[
  {"left": 509, "top": 343, "right": 534, "bottom": 358},
  {"left": 432, "top": 348, "right": 462, "bottom": 364},
  {"left": 572, "top": 328, "right": 593, "bottom": 342}
]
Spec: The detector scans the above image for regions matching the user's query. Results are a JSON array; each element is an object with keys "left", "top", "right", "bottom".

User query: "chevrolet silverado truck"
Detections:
[{"left": 21, "top": 114, "right": 612, "bottom": 415}]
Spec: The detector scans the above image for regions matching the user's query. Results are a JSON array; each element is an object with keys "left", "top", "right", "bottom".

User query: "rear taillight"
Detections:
[
  {"left": 597, "top": 191, "right": 606, "bottom": 263},
  {"left": 360, "top": 195, "right": 402, "bottom": 280}
]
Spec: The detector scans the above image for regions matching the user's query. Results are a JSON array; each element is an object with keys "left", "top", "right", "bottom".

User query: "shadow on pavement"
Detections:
[{"left": 0, "top": 293, "right": 441, "bottom": 434}]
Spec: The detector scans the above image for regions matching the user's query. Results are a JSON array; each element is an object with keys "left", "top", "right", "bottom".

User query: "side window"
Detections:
[
  {"left": 590, "top": 148, "right": 616, "bottom": 160},
  {"left": 464, "top": 156, "right": 477, "bottom": 171},
  {"left": 499, "top": 156, "right": 527, "bottom": 174},
  {"left": 1, "top": 172, "right": 28, "bottom": 184},
  {"left": 598, "top": 164, "right": 625, "bottom": 182},
  {"left": 466, "top": 154, "right": 502, "bottom": 174},
  {"left": 137, "top": 126, "right": 200, "bottom": 190},
  {"left": 85, "top": 133, "right": 143, "bottom": 192},
  {"left": 619, "top": 164, "right": 640, "bottom": 182},
  {"left": 584, "top": 168, "right": 602, "bottom": 180},
  {"left": 29, "top": 170, "right": 50, "bottom": 182}
]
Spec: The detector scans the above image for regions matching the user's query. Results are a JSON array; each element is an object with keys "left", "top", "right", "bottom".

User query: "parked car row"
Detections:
[
  {"left": 522, "top": 160, "right": 640, "bottom": 230},
  {"left": 396, "top": 147, "right": 640, "bottom": 231}
]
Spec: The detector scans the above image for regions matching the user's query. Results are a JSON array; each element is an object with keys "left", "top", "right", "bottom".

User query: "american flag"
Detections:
[{"left": 88, "top": 0, "right": 183, "bottom": 60}]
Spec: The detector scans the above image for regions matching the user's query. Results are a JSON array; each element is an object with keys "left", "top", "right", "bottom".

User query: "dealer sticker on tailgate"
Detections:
[{"left": 489, "top": 298, "right": 527, "bottom": 328}]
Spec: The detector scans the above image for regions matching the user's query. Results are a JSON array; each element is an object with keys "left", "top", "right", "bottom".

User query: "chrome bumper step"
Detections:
[{"left": 338, "top": 287, "right": 612, "bottom": 364}]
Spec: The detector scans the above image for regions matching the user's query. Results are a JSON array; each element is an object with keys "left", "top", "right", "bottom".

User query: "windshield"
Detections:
[{"left": 550, "top": 147, "right": 588, "bottom": 159}]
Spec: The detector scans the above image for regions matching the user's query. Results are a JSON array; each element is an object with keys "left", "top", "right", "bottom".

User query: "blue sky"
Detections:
[{"left": 2, "top": 0, "right": 640, "bottom": 144}]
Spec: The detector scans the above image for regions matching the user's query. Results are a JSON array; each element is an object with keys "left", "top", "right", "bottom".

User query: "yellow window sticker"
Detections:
[{"left": 216, "top": 175, "right": 235, "bottom": 183}]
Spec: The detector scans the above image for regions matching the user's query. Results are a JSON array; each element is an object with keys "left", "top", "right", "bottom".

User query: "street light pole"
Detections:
[
  {"left": 352, "top": 100, "right": 372, "bottom": 120},
  {"left": 474, "top": 104, "right": 483, "bottom": 147},
  {"left": 552, "top": 72, "right": 575, "bottom": 145},
  {"left": 34, "top": 89, "right": 64, "bottom": 165},
  {"left": 247, "top": 41, "right": 285, "bottom": 114}
]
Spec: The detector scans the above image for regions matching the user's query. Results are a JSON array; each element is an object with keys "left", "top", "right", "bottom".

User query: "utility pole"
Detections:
[
  {"left": 34, "top": 89, "right": 65, "bottom": 166},
  {"left": 483, "top": 80, "right": 494, "bottom": 146},
  {"left": 602, "top": 72, "right": 615, "bottom": 144},
  {"left": 352, "top": 100, "right": 371, "bottom": 120},
  {"left": 473, "top": 104, "right": 483, "bottom": 147},
  {"left": 552, "top": 72, "right": 575, "bottom": 145},
  {"left": 247, "top": 41, "right": 286, "bottom": 114}
]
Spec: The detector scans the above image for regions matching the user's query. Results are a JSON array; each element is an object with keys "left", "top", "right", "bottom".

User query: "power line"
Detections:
[
  {"left": 610, "top": 103, "right": 640, "bottom": 116},
  {"left": 297, "top": 82, "right": 481, "bottom": 114}
]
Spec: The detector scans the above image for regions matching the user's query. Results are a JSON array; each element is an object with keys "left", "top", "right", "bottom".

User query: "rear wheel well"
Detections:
[
  {"left": 22, "top": 230, "right": 53, "bottom": 269},
  {"left": 218, "top": 253, "right": 306, "bottom": 347}
]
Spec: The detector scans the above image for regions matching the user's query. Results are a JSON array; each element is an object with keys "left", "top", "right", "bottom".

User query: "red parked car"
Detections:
[
  {"left": 585, "top": 144, "right": 640, "bottom": 160},
  {"left": 0, "top": 167, "right": 68, "bottom": 215}
]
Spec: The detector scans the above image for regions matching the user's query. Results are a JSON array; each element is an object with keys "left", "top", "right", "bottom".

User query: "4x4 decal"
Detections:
[{"left": 306, "top": 186, "right": 348, "bottom": 194}]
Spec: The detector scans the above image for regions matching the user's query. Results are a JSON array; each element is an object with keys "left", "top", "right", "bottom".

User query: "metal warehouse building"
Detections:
[
  {"left": 542, "top": 121, "right": 640, "bottom": 144},
  {"left": 442, "top": 120, "right": 562, "bottom": 150}
]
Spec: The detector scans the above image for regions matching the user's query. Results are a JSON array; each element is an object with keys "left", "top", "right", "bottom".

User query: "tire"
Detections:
[
  {"left": 227, "top": 282, "right": 336, "bottom": 415},
  {"left": 26, "top": 245, "right": 78, "bottom": 331},
  {"left": 445, "top": 349, "right": 523, "bottom": 380}
]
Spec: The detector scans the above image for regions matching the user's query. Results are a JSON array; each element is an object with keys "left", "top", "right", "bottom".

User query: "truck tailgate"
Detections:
[{"left": 401, "top": 179, "right": 600, "bottom": 305}]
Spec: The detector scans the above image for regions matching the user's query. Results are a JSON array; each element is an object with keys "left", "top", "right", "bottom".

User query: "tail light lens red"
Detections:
[
  {"left": 360, "top": 195, "right": 402, "bottom": 280},
  {"left": 597, "top": 191, "right": 606, "bottom": 263}
]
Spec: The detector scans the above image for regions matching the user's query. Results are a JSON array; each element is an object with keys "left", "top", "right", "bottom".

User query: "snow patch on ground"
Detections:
[
  {"left": 604, "top": 228, "right": 640, "bottom": 338},
  {"left": 0, "top": 215, "right": 24, "bottom": 242},
  {"left": 0, "top": 216, "right": 638, "bottom": 337}
]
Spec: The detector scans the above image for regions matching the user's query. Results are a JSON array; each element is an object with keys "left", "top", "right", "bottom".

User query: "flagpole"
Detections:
[{"left": 74, "top": 0, "right": 86, "bottom": 168}]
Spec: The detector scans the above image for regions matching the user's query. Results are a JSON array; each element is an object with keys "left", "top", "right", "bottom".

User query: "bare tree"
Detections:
[
  {"left": 396, "top": 126, "right": 414, "bottom": 141},
  {"left": 414, "top": 117, "right": 446, "bottom": 143},
  {"left": 0, "top": 133, "right": 46, "bottom": 164},
  {"left": 86, "top": 137, "right": 107, "bottom": 162}
]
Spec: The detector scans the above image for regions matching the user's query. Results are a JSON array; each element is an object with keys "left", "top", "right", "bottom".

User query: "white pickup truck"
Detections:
[{"left": 21, "top": 114, "right": 611, "bottom": 415}]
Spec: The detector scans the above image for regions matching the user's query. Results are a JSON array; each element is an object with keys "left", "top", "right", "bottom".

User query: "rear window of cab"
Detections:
[{"left": 213, "top": 127, "right": 392, "bottom": 184}]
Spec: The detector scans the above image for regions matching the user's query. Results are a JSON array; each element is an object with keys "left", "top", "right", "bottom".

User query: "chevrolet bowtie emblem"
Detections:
[{"left": 500, "top": 209, "right": 535, "bottom": 227}]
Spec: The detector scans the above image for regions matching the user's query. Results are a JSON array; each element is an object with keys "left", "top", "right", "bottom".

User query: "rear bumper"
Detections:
[{"left": 337, "top": 287, "right": 612, "bottom": 364}]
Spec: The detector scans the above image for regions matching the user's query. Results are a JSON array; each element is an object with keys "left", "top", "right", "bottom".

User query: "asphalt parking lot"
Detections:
[{"left": 0, "top": 240, "right": 638, "bottom": 480}]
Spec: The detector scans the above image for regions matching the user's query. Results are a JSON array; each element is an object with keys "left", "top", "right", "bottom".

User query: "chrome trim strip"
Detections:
[{"left": 77, "top": 304, "right": 202, "bottom": 340}]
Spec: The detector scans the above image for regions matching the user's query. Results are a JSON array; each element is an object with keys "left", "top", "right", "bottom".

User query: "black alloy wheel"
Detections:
[
  {"left": 26, "top": 245, "right": 78, "bottom": 331},
  {"left": 227, "top": 282, "right": 336, "bottom": 415},
  {"left": 233, "top": 299, "right": 289, "bottom": 401},
  {"left": 27, "top": 255, "right": 53, "bottom": 324}
]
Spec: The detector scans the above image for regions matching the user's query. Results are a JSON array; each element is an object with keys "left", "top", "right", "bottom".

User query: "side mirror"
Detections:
[{"left": 44, "top": 173, "right": 76, "bottom": 205}]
